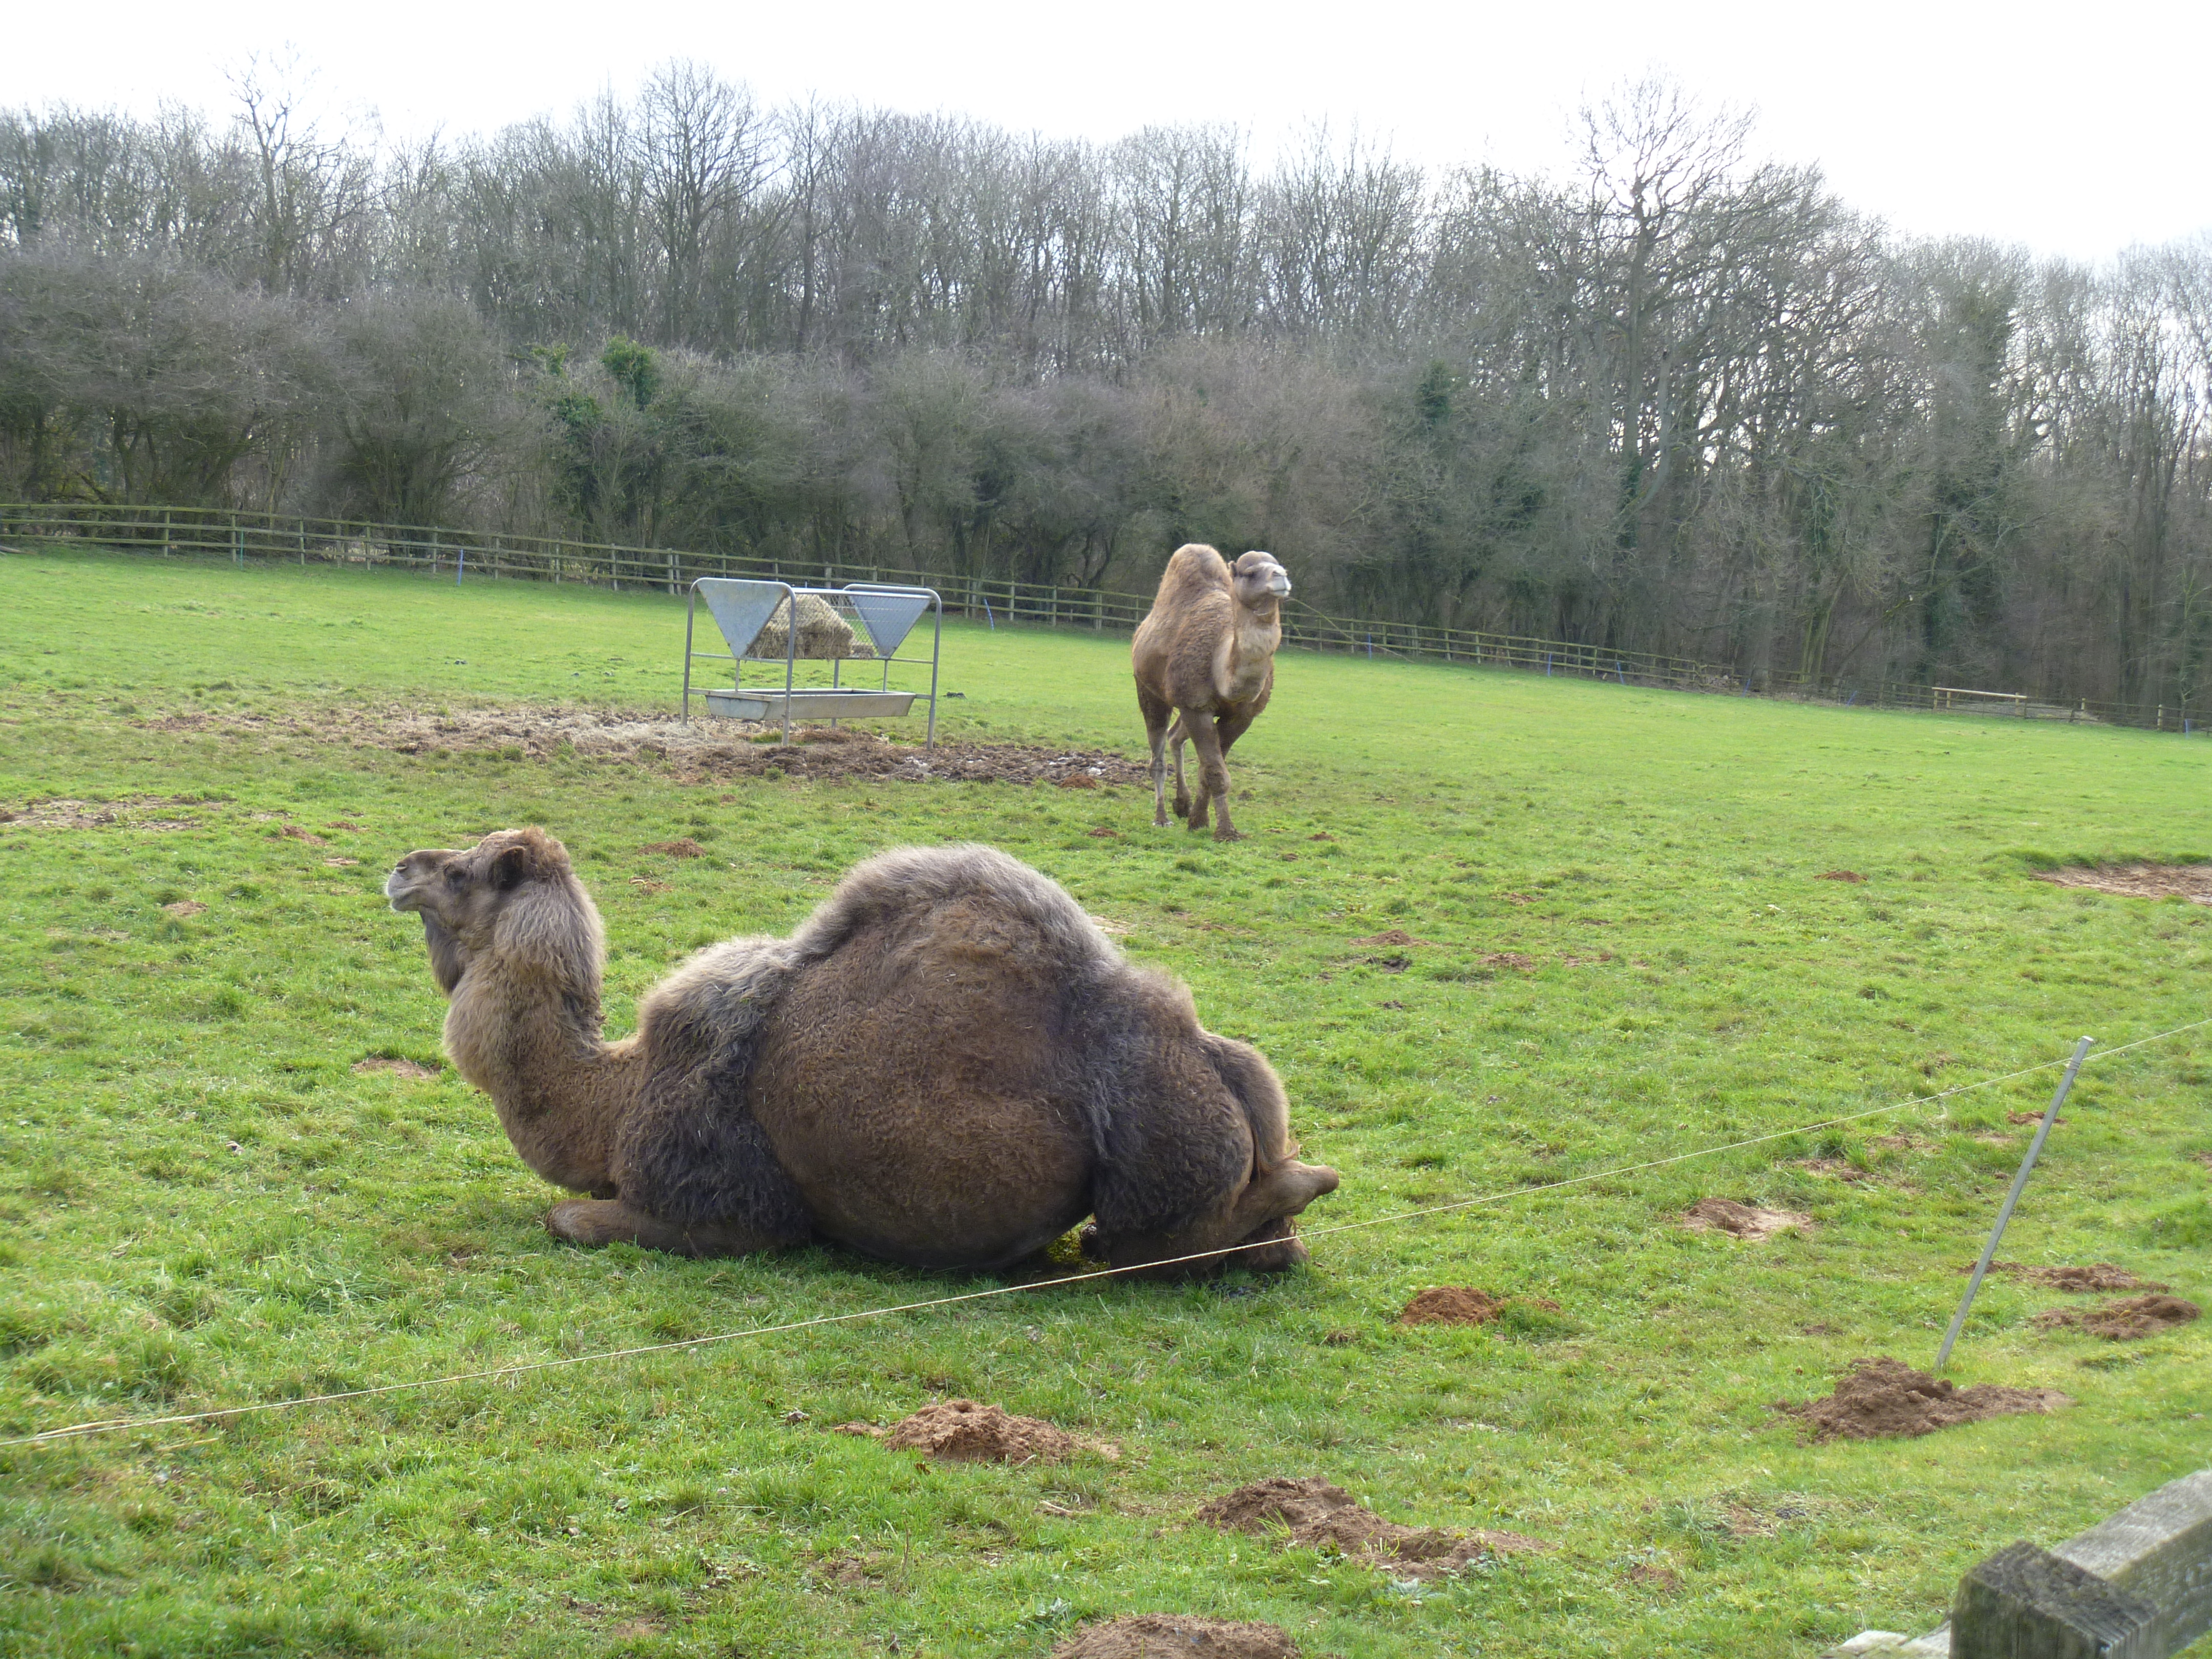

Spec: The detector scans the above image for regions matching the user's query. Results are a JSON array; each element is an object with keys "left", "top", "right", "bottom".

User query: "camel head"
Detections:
[
  {"left": 1231, "top": 550, "right": 1291, "bottom": 611},
  {"left": 385, "top": 827, "right": 602, "bottom": 997}
]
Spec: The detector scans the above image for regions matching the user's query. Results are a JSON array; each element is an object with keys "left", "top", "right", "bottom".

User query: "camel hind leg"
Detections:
[
  {"left": 1138, "top": 686, "right": 1176, "bottom": 827},
  {"left": 1167, "top": 716, "right": 1194, "bottom": 823}
]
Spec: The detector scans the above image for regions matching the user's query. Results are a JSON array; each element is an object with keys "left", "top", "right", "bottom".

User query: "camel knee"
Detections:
[{"left": 546, "top": 1199, "right": 778, "bottom": 1259}]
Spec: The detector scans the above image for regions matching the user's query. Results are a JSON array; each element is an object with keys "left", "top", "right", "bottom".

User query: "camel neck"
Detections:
[{"left": 445, "top": 955, "right": 630, "bottom": 1195}]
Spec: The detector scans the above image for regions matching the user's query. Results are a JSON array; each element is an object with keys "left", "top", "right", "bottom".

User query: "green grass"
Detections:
[{"left": 3, "top": 545, "right": 2208, "bottom": 1658}]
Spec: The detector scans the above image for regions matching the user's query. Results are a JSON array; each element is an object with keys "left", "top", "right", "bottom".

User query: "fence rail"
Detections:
[{"left": 0, "top": 501, "right": 2198, "bottom": 734}]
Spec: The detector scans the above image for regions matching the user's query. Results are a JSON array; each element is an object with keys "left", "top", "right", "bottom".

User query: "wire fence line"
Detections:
[
  {"left": 4, "top": 500, "right": 2200, "bottom": 735},
  {"left": 9, "top": 1015, "right": 2204, "bottom": 1453}
]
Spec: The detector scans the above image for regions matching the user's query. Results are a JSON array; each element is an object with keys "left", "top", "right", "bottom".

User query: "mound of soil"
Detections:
[
  {"left": 1351, "top": 929, "right": 1430, "bottom": 947},
  {"left": 1817, "top": 869, "right": 1866, "bottom": 883},
  {"left": 641, "top": 839, "right": 706, "bottom": 858},
  {"left": 1778, "top": 1357, "right": 2070, "bottom": 1442},
  {"left": 351, "top": 1057, "right": 440, "bottom": 1080},
  {"left": 2033, "top": 1294, "right": 2200, "bottom": 1339},
  {"left": 1050, "top": 1617, "right": 1301, "bottom": 1658},
  {"left": 1975, "top": 1262, "right": 2168, "bottom": 1292},
  {"left": 1682, "top": 1198, "right": 1811, "bottom": 1240},
  {"left": 2036, "top": 862, "right": 2212, "bottom": 903},
  {"left": 135, "top": 702, "right": 1147, "bottom": 787},
  {"left": 1198, "top": 1477, "right": 1549, "bottom": 1580},
  {"left": 1398, "top": 1288, "right": 1561, "bottom": 1327},
  {"left": 161, "top": 900, "right": 208, "bottom": 917},
  {"left": 873, "top": 1399, "right": 1086, "bottom": 1464}
]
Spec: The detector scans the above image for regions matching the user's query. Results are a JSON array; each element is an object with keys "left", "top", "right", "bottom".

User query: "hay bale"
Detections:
[{"left": 747, "top": 593, "right": 875, "bottom": 661}]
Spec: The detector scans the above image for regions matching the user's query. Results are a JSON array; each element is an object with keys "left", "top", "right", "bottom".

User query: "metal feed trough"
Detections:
[{"left": 682, "top": 578, "right": 941, "bottom": 751}]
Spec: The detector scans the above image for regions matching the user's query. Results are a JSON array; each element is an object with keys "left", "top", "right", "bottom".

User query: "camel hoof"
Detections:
[
  {"left": 1211, "top": 826, "right": 1244, "bottom": 842},
  {"left": 1077, "top": 1222, "right": 1109, "bottom": 1262}
]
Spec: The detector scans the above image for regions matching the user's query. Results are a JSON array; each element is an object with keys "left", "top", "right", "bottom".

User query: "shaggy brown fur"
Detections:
[
  {"left": 1131, "top": 544, "right": 1290, "bottom": 840},
  {"left": 386, "top": 830, "right": 1339, "bottom": 1271}
]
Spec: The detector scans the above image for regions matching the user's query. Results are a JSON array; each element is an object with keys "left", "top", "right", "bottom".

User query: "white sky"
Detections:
[{"left": 13, "top": 0, "right": 2209, "bottom": 265}]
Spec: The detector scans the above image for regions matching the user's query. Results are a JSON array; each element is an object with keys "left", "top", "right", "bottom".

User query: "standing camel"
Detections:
[{"left": 1132, "top": 544, "right": 1290, "bottom": 841}]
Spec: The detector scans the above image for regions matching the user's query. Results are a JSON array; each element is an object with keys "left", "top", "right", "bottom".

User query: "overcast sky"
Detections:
[{"left": 14, "top": 0, "right": 2208, "bottom": 265}]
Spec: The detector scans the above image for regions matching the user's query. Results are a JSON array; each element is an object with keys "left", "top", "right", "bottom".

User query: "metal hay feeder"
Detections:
[{"left": 681, "top": 578, "right": 942, "bottom": 751}]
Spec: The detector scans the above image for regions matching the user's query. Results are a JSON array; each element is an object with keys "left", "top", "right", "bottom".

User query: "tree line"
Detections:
[{"left": 4, "top": 67, "right": 2211, "bottom": 710}]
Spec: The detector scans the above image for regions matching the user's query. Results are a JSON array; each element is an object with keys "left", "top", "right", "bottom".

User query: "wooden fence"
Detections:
[
  {"left": 1822, "top": 1466, "right": 2212, "bottom": 1656},
  {"left": 0, "top": 501, "right": 2198, "bottom": 734}
]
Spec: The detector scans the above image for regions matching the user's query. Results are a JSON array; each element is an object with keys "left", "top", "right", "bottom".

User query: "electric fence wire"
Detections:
[{"left": 7, "top": 1013, "right": 2207, "bottom": 1451}]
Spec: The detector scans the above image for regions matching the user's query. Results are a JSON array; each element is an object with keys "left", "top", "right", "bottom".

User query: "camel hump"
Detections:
[
  {"left": 789, "top": 843, "right": 1118, "bottom": 972},
  {"left": 1151, "top": 543, "right": 1233, "bottom": 605}
]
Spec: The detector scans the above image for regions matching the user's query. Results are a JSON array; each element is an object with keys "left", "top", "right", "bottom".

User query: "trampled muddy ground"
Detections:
[
  {"left": 2035, "top": 862, "right": 2212, "bottom": 902},
  {"left": 137, "top": 701, "right": 1150, "bottom": 785},
  {"left": 1777, "top": 1358, "right": 2070, "bottom": 1442}
]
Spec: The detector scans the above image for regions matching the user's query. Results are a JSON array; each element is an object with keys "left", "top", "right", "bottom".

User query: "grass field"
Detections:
[{"left": 3, "top": 546, "right": 2208, "bottom": 1658}]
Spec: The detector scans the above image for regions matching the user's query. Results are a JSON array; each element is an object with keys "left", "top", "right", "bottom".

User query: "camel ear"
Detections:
[{"left": 491, "top": 844, "right": 534, "bottom": 891}]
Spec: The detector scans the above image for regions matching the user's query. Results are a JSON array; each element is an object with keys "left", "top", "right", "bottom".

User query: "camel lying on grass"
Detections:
[
  {"left": 386, "top": 830, "right": 1339, "bottom": 1273},
  {"left": 1132, "top": 544, "right": 1291, "bottom": 840}
]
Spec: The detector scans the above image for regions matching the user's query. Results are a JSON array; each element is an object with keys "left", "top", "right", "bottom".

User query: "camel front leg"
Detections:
[
  {"left": 1179, "top": 708, "right": 1238, "bottom": 839},
  {"left": 546, "top": 1198, "right": 784, "bottom": 1259}
]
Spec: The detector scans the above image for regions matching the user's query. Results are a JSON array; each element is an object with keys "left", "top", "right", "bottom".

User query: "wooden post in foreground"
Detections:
[{"left": 1820, "top": 1469, "right": 2212, "bottom": 1658}]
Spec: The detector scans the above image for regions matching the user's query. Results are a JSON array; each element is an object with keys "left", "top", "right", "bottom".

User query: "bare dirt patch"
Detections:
[
  {"left": 2036, "top": 862, "right": 2212, "bottom": 903},
  {"left": 1975, "top": 1262, "right": 2168, "bottom": 1292},
  {"left": 850, "top": 1399, "right": 1108, "bottom": 1465},
  {"left": 0, "top": 796, "right": 200, "bottom": 831},
  {"left": 1480, "top": 951, "right": 1539, "bottom": 971},
  {"left": 135, "top": 702, "right": 1147, "bottom": 786},
  {"left": 1351, "top": 929, "right": 1431, "bottom": 947},
  {"left": 352, "top": 1058, "right": 441, "bottom": 1080},
  {"left": 1627, "top": 1563, "right": 1682, "bottom": 1592},
  {"left": 2006, "top": 1110, "right": 2064, "bottom": 1126},
  {"left": 1777, "top": 1357, "right": 2069, "bottom": 1442},
  {"left": 1050, "top": 1616, "right": 1301, "bottom": 1658},
  {"left": 641, "top": 839, "right": 706, "bottom": 858},
  {"left": 1398, "top": 1288, "right": 1560, "bottom": 1327},
  {"left": 2034, "top": 1294, "right": 2200, "bottom": 1340},
  {"left": 1817, "top": 869, "right": 1866, "bottom": 883},
  {"left": 1197, "top": 1477, "right": 1549, "bottom": 1580},
  {"left": 160, "top": 900, "right": 207, "bottom": 917},
  {"left": 1798, "top": 1159, "right": 1868, "bottom": 1182},
  {"left": 1682, "top": 1198, "right": 1811, "bottom": 1240}
]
